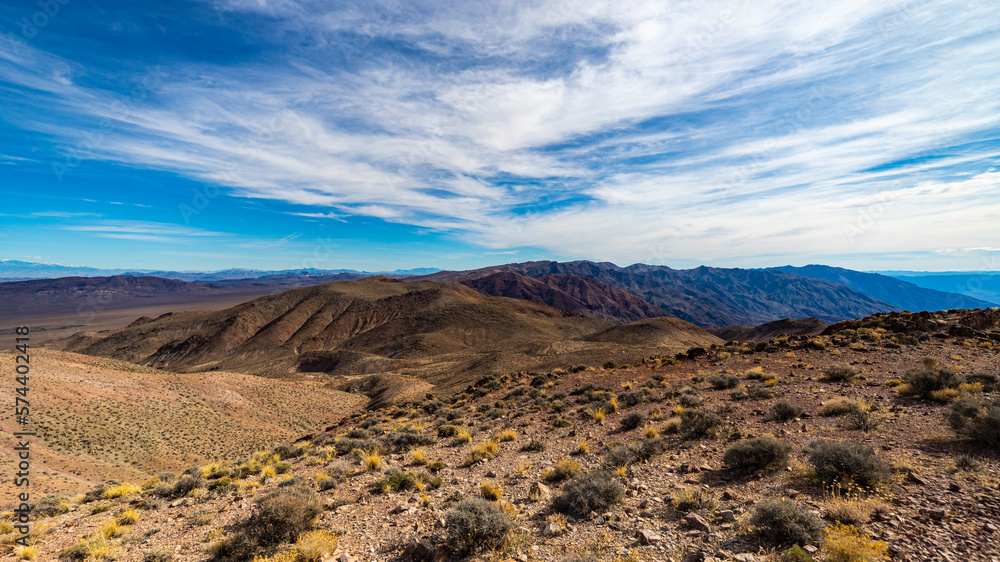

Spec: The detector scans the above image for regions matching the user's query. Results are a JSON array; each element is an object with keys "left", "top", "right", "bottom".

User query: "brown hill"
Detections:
[
  {"left": 60, "top": 277, "right": 612, "bottom": 389},
  {"left": 712, "top": 317, "right": 829, "bottom": 342},
  {"left": 581, "top": 316, "right": 723, "bottom": 348},
  {"left": 456, "top": 271, "right": 668, "bottom": 323}
]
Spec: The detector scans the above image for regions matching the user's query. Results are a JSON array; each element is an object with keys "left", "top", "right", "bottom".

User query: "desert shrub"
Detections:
[
  {"left": 273, "top": 442, "right": 306, "bottom": 460},
  {"left": 679, "top": 393, "right": 704, "bottom": 408},
  {"left": 708, "top": 374, "right": 740, "bottom": 390},
  {"left": 820, "top": 397, "right": 861, "bottom": 417},
  {"left": 750, "top": 498, "right": 824, "bottom": 548},
  {"left": 602, "top": 360, "right": 617, "bottom": 369},
  {"left": 766, "top": 401, "right": 804, "bottom": 422},
  {"left": 723, "top": 437, "right": 791, "bottom": 475},
  {"left": 376, "top": 469, "right": 416, "bottom": 494},
  {"left": 900, "top": 368, "right": 963, "bottom": 399},
  {"left": 531, "top": 374, "right": 552, "bottom": 387},
  {"left": 437, "top": 424, "right": 460, "bottom": 438},
  {"left": 382, "top": 431, "right": 435, "bottom": 451},
  {"left": 552, "top": 471, "right": 626, "bottom": 518},
  {"left": 845, "top": 408, "right": 880, "bottom": 432},
  {"left": 822, "top": 522, "right": 888, "bottom": 562},
  {"left": 747, "top": 387, "right": 776, "bottom": 400},
  {"left": 552, "top": 416, "right": 572, "bottom": 428},
  {"left": 603, "top": 438, "right": 667, "bottom": 469},
  {"left": 671, "top": 487, "right": 715, "bottom": 512},
  {"left": 806, "top": 440, "right": 892, "bottom": 491},
  {"left": 947, "top": 395, "right": 1000, "bottom": 451},
  {"left": 479, "top": 480, "right": 502, "bottom": 501},
  {"left": 619, "top": 411, "right": 646, "bottom": 430},
  {"left": 30, "top": 495, "right": 70, "bottom": 518},
  {"left": 521, "top": 439, "right": 546, "bottom": 452},
  {"left": 679, "top": 409, "right": 722, "bottom": 439},
  {"left": 617, "top": 389, "right": 652, "bottom": 407},
  {"left": 295, "top": 529, "right": 339, "bottom": 561},
  {"left": 153, "top": 475, "right": 204, "bottom": 499},
  {"left": 438, "top": 408, "right": 462, "bottom": 421},
  {"left": 335, "top": 437, "right": 381, "bottom": 456},
  {"left": 232, "top": 483, "right": 321, "bottom": 557},
  {"left": 729, "top": 388, "right": 750, "bottom": 401},
  {"left": 542, "top": 459, "right": 583, "bottom": 483},
  {"left": 446, "top": 498, "right": 512, "bottom": 553},
  {"left": 966, "top": 373, "right": 998, "bottom": 392},
  {"left": 422, "top": 399, "right": 444, "bottom": 414},
  {"left": 821, "top": 366, "right": 857, "bottom": 383}
]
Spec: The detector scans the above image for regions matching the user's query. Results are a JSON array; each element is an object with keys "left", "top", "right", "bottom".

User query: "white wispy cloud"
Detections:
[{"left": 1, "top": 0, "right": 998, "bottom": 267}]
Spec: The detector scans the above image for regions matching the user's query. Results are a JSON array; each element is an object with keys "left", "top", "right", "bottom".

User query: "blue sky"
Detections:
[{"left": 1, "top": 0, "right": 999, "bottom": 272}]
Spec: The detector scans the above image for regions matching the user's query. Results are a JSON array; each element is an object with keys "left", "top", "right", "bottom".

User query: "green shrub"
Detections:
[
  {"left": 680, "top": 409, "right": 722, "bottom": 439},
  {"left": 437, "top": 424, "right": 460, "bottom": 437},
  {"left": 446, "top": 498, "right": 512, "bottom": 553},
  {"left": 708, "top": 374, "right": 740, "bottom": 390},
  {"left": 273, "top": 442, "right": 306, "bottom": 459},
  {"left": 679, "top": 394, "right": 704, "bottom": 408},
  {"left": 767, "top": 401, "right": 804, "bottom": 422},
  {"left": 750, "top": 498, "right": 824, "bottom": 548},
  {"left": 947, "top": 395, "right": 1000, "bottom": 451},
  {"left": 901, "top": 368, "right": 963, "bottom": 399},
  {"left": 422, "top": 399, "right": 444, "bottom": 414},
  {"left": 966, "top": 373, "right": 998, "bottom": 393},
  {"left": 747, "top": 387, "right": 776, "bottom": 400},
  {"left": 30, "top": 495, "right": 70, "bottom": 518},
  {"left": 806, "top": 440, "right": 892, "bottom": 491},
  {"left": 821, "top": 366, "right": 857, "bottom": 382},
  {"left": 619, "top": 411, "right": 646, "bottom": 430},
  {"left": 226, "top": 483, "right": 321, "bottom": 558},
  {"left": 153, "top": 475, "right": 204, "bottom": 499},
  {"left": 552, "top": 471, "right": 626, "bottom": 518},
  {"left": 723, "top": 437, "right": 791, "bottom": 475},
  {"left": 376, "top": 469, "right": 416, "bottom": 494},
  {"left": 603, "top": 438, "right": 667, "bottom": 468}
]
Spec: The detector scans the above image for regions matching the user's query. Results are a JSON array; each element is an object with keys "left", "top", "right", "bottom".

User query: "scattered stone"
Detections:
[
  {"left": 336, "top": 555, "right": 358, "bottom": 562},
  {"left": 637, "top": 529, "right": 662, "bottom": 544},
  {"left": 802, "top": 545, "right": 818, "bottom": 554},
  {"left": 907, "top": 472, "right": 930, "bottom": 486},
  {"left": 718, "top": 509, "right": 736, "bottom": 523},
  {"left": 681, "top": 550, "right": 706, "bottom": 562},
  {"left": 528, "top": 482, "right": 551, "bottom": 501},
  {"left": 685, "top": 512, "right": 711, "bottom": 533},
  {"left": 544, "top": 522, "right": 561, "bottom": 536},
  {"left": 400, "top": 537, "right": 436, "bottom": 562}
]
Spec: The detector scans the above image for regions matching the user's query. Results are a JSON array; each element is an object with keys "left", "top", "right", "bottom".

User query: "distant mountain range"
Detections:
[
  {"left": 764, "top": 265, "right": 996, "bottom": 311},
  {"left": 0, "top": 259, "right": 440, "bottom": 282},
  {"left": 420, "top": 261, "right": 904, "bottom": 326},
  {"left": 3, "top": 259, "right": 995, "bottom": 330},
  {"left": 879, "top": 272, "right": 1000, "bottom": 306}
]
